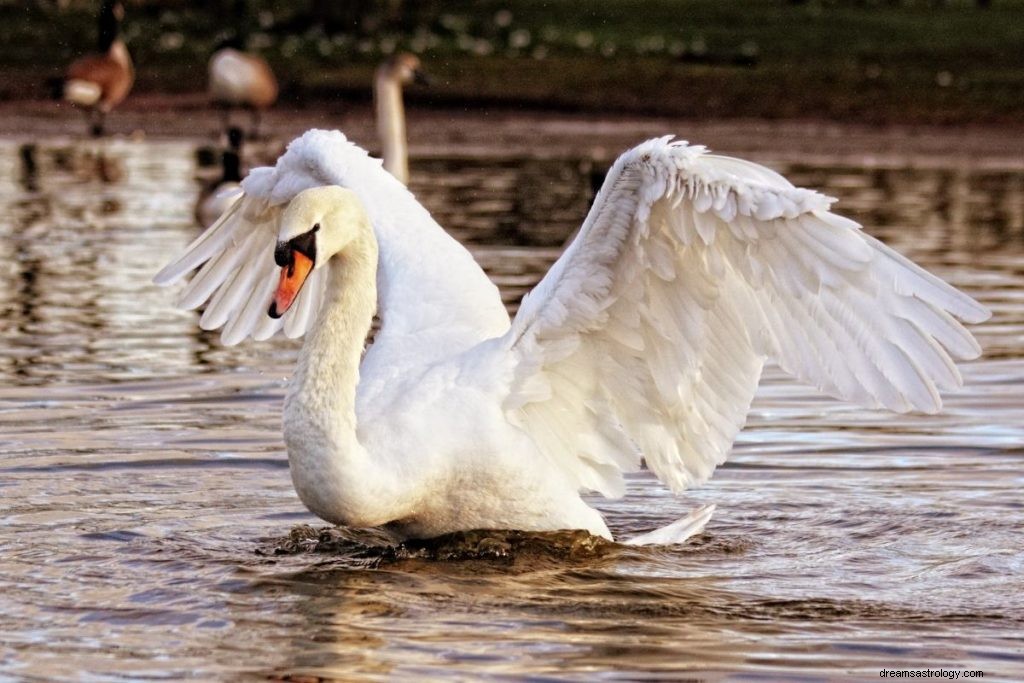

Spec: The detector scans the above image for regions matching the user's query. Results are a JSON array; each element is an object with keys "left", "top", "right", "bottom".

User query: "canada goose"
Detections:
[
  {"left": 374, "top": 53, "right": 429, "bottom": 185},
  {"left": 208, "top": 38, "right": 278, "bottom": 138},
  {"left": 61, "top": 0, "right": 134, "bottom": 137},
  {"left": 196, "top": 127, "right": 244, "bottom": 227}
]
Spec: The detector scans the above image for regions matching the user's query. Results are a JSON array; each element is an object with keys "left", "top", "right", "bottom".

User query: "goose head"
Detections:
[{"left": 269, "top": 186, "right": 371, "bottom": 318}]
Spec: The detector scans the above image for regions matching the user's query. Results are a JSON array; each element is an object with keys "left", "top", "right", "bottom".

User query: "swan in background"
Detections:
[
  {"left": 374, "top": 53, "right": 429, "bottom": 184},
  {"left": 197, "top": 127, "right": 244, "bottom": 228},
  {"left": 155, "top": 130, "right": 988, "bottom": 545},
  {"left": 209, "top": 37, "right": 278, "bottom": 137},
  {"left": 59, "top": 0, "right": 133, "bottom": 137}
]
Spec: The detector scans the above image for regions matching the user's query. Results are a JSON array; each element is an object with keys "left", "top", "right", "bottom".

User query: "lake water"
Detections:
[{"left": 1, "top": 136, "right": 1022, "bottom": 681}]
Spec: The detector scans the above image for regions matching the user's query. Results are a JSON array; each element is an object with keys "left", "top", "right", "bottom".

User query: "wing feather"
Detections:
[
  {"left": 156, "top": 129, "right": 509, "bottom": 352},
  {"left": 154, "top": 186, "right": 329, "bottom": 345},
  {"left": 153, "top": 199, "right": 246, "bottom": 287},
  {"left": 502, "top": 137, "right": 988, "bottom": 497}
]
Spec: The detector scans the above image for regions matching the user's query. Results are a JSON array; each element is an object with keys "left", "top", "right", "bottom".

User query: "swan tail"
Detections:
[{"left": 624, "top": 504, "right": 715, "bottom": 546}]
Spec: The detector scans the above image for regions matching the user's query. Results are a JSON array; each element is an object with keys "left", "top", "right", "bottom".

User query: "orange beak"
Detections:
[{"left": 268, "top": 251, "right": 314, "bottom": 318}]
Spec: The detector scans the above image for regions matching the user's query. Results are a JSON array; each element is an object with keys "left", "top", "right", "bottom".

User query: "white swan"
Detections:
[
  {"left": 374, "top": 53, "right": 429, "bottom": 184},
  {"left": 155, "top": 130, "right": 988, "bottom": 545}
]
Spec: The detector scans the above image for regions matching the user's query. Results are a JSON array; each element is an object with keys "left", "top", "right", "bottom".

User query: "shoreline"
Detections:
[{"left": 4, "top": 96, "right": 1024, "bottom": 169}]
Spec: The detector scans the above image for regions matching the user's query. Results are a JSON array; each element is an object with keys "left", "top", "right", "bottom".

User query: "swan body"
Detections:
[
  {"left": 155, "top": 130, "right": 988, "bottom": 544},
  {"left": 374, "top": 53, "right": 428, "bottom": 184}
]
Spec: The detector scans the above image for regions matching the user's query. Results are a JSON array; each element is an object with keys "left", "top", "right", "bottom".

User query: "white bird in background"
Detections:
[
  {"left": 374, "top": 53, "right": 430, "bottom": 185},
  {"left": 155, "top": 130, "right": 988, "bottom": 545}
]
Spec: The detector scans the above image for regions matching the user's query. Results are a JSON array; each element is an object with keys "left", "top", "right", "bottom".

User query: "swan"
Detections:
[
  {"left": 154, "top": 130, "right": 988, "bottom": 545},
  {"left": 59, "top": 0, "right": 133, "bottom": 137},
  {"left": 197, "top": 127, "right": 244, "bottom": 228},
  {"left": 374, "top": 53, "right": 429, "bottom": 184}
]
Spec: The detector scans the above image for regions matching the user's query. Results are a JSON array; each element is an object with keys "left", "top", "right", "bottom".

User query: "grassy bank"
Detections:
[{"left": 3, "top": 0, "right": 1023, "bottom": 124}]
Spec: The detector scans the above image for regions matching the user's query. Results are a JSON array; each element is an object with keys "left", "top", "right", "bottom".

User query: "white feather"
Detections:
[
  {"left": 156, "top": 130, "right": 509, "bottom": 350},
  {"left": 504, "top": 137, "right": 989, "bottom": 495}
]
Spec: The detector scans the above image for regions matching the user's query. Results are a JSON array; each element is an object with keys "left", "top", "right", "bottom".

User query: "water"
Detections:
[{"left": 1, "top": 135, "right": 1023, "bottom": 681}]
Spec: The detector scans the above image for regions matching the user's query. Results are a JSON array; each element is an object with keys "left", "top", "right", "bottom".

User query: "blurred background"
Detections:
[{"left": 4, "top": 0, "right": 1023, "bottom": 125}]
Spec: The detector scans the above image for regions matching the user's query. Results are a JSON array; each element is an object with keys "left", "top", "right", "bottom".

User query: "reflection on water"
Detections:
[{"left": 0, "top": 138, "right": 1022, "bottom": 680}]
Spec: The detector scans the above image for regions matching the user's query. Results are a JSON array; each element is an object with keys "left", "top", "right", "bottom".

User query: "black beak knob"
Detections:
[{"left": 274, "top": 242, "right": 293, "bottom": 267}]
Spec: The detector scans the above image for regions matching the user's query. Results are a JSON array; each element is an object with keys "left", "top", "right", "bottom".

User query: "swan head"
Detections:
[
  {"left": 269, "top": 186, "right": 371, "bottom": 318},
  {"left": 378, "top": 53, "right": 430, "bottom": 86}
]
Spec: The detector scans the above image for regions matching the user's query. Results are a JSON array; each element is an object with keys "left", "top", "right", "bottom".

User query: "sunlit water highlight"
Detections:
[{"left": 1, "top": 137, "right": 1022, "bottom": 680}]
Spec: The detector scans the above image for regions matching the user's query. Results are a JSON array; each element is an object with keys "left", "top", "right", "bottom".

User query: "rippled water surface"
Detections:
[{"left": 1, "top": 136, "right": 1023, "bottom": 681}]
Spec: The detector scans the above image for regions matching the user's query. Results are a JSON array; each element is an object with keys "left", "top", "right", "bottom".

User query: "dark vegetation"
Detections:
[
  {"left": 261, "top": 524, "right": 615, "bottom": 568},
  {"left": 4, "top": 0, "right": 1023, "bottom": 123}
]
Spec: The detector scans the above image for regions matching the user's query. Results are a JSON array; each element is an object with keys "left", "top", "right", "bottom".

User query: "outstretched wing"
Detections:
[
  {"left": 154, "top": 168, "right": 327, "bottom": 346},
  {"left": 155, "top": 130, "right": 509, "bottom": 351},
  {"left": 503, "top": 137, "right": 989, "bottom": 498}
]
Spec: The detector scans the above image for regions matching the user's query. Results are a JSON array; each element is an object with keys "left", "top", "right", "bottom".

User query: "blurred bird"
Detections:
[
  {"left": 374, "top": 53, "right": 430, "bottom": 185},
  {"left": 197, "top": 126, "right": 244, "bottom": 228},
  {"left": 208, "top": 37, "right": 279, "bottom": 138},
  {"left": 59, "top": 0, "right": 134, "bottom": 137}
]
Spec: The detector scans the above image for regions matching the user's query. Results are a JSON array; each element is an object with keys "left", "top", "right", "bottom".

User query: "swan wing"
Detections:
[
  {"left": 154, "top": 189, "right": 326, "bottom": 345},
  {"left": 155, "top": 130, "right": 509, "bottom": 350},
  {"left": 503, "top": 137, "right": 989, "bottom": 498}
]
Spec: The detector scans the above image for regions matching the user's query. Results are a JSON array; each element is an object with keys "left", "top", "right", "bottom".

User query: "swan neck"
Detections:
[
  {"left": 374, "top": 69, "right": 408, "bottom": 184},
  {"left": 292, "top": 235, "right": 377, "bottom": 432},
  {"left": 284, "top": 231, "right": 380, "bottom": 525}
]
